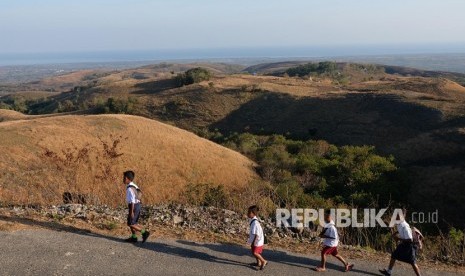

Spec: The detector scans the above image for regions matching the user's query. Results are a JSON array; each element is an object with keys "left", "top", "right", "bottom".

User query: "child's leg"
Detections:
[
  {"left": 130, "top": 224, "right": 143, "bottom": 232},
  {"left": 320, "top": 252, "right": 327, "bottom": 269},
  {"left": 334, "top": 254, "right": 348, "bottom": 266},
  {"left": 250, "top": 247, "right": 260, "bottom": 266},
  {"left": 388, "top": 258, "right": 396, "bottom": 270},
  {"left": 335, "top": 254, "right": 354, "bottom": 271},
  {"left": 255, "top": 255, "right": 261, "bottom": 266},
  {"left": 254, "top": 253, "right": 267, "bottom": 266},
  {"left": 412, "top": 264, "right": 421, "bottom": 276},
  {"left": 380, "top": 258, "right": 396, "bottom": 275}
]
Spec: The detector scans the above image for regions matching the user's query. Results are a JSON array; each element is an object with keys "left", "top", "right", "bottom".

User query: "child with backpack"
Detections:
[
  {"left": 123, "top": 170, "right": 150, "bottom": 243},
  {"left": 380, "top": 211, "right": 422, "bottom": 276},
  {"left": 314, "top": 212, "right": 354, "bottom": 272},
  {"left": 247, "top": 205, "right": 268, "bottom": 270}
]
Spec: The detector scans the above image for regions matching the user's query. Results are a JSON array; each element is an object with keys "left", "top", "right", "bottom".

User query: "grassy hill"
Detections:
[
  {"left": 0, "top": 111, "right": 257, "bottom": 206},
  {"left": 245, "top": 61, "right": 465, "bottom": 85},
  {"left": 2, "top": 61, "right": 465, "bottom": 226}
]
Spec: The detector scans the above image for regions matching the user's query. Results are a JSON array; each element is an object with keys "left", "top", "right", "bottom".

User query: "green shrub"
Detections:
[
  {"left": 174, "top": 68, "right": 212, "bottom": 87},
  {"left": 449, "top": 228, "right": 464, "bottom": 247},
  {"left": 286, "top": 62, "right": 338, "bottom": 77},
  {"left": 57, "top": 100, "right": 77, "bottom": 113},
  {"left": 95, "top": 97, "right": 138, "bottom": 114},
  {"left": 222, "top": 133, "right": 404, "bottom": 208},
  {"left": 0, "top": 102, "right": 12, "bottom": 110}
]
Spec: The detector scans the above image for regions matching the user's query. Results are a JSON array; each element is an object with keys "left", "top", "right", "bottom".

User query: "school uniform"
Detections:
[
  {"left": 391, "top": 220, "right": 417, "bottom": 264},
  {"left": 322, "top": 220, "right": 339, "bottom": 256},
  {"left": 126, "top": 182, "right": 141, "bottom": 226},
  {"left": 248, "top": 216, "right": 265, "bottom": 254}
]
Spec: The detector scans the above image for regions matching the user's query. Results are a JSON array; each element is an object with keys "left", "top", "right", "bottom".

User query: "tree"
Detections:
[
  {"left": 222, "top": 133, "right": 404, "bottom": 207},
  {"left": 285, "top": 62, "right": 339, "bottom": 77},
  {"left": 174, "top": 68, "right": 212, "bottom": 87},
  {"left": 322, "top": 146, "right": 398, "bottom": 205}
]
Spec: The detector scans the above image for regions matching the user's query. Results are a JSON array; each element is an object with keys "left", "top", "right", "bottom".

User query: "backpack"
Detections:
[
  {"left": 127, "top": 183, "right": 142, "bottom": 202},
  {"left": 412, "top": 227, "right": 424, "bottom": 250},
  {"left": 250, "top": 219, "right": 268, "bottom": 245}
]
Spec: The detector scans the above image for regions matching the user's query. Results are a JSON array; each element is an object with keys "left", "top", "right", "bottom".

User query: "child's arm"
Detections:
[
  {"left": 252, "top": 234, "right": 258, "bottom": 245},
  {"left": 128, "top": 203, "right": 135, "bottom": 219},
  {"left": 247, "top": 234, "right": 257, "bottom": 245},
  {"left": 318, "top": 228, "right": 331, "bottom": 238},
  {"left": 127, "top": 188, "right": 136, "bottom": 220},
  {"left": 391, "top": 229, "right": 409, "bottom": 242},
  {"left": 319, "top": 227, "right": 336, "bottom": 239}
]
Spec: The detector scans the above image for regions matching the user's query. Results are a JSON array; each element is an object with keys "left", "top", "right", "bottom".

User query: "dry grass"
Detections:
[
  {"left": 0, "top": 113, "right": 258, "bottom": 206},
  {"left": 4, "top": 64, "right": 465, "bottom": 227},
  {"left": 0, "top": 109, "right": 79, "bottom": 122},
  {"left": 202, "top": 74, "right": 337, "bottom": 97},
  {"left": 0, "top": 109, "right": 29, "bottom": 121},
  {"left": 38, "top": 70, "right": 101, "bottom": 86}
]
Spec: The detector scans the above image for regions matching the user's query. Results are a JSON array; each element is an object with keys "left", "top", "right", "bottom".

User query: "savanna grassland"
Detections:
[
  {"left": 2, "top": 61, "right": 465, "bottom": 230},
  {"left": 0, "top": 111, "right": 258, "bottom": 207}
]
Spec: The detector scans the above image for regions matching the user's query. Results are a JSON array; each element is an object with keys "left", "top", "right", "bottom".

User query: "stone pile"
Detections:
[{"left": 7, "top": 204, "right": 317, "bottom": 240}]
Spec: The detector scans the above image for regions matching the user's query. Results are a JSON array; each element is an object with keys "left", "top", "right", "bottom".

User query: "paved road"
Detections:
[{"left": 0, "top": 229, "right": 461, "bottom": 276}]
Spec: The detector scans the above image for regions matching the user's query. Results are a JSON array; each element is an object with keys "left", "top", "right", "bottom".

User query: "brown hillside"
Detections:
[
  {"left": 0, "top": 114, "right": 257, "bottom": 206},
  {"left": 3, "top": 62, "right": 465, "bottom": 226},
  {"left": 0, "top": 109, "right": 28, "bottom": 121}
]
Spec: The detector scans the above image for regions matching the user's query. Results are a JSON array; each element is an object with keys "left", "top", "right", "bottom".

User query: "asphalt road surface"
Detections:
[{"left": 0, "top": 229, "right": 462, "bottom": 276}]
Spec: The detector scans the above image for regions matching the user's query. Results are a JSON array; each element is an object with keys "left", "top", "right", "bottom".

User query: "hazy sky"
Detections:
[{"left": 1, "top": 0, "right": 465, "bottom": 53}]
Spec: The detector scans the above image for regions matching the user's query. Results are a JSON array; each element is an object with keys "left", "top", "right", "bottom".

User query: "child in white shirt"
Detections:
[
  {"left": 314, "top": 212, "right": 354, "bottom": 272},
  {"left": 247, "top": 205, "right": 267, "bottom": 270},
  {"left": 380, "top": 211, "right": 422, "bottom": 276}
]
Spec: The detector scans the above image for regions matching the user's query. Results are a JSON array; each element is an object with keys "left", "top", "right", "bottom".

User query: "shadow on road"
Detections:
[
  {"left": 1, "top": 215, "right": 378, "bottom": 275},
  {"left": 137, "top": 241, "right": 255, "bottom": 270},
  {"left": 176, "top": 240, "right": 380, "bottom": 275},
  {"left": 0, "top": 215, "right": 124, "bottom": 243}
]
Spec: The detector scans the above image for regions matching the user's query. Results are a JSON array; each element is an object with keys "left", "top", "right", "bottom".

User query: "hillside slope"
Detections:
[
  {"left": 3, "top": 62, "right": 465, "bottom": 226},
  {"left": 0, "top": 112, "right": 257, "bottom": 205}
]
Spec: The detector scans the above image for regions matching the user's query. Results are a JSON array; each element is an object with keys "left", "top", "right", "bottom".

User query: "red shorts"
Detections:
[
  {"left": 321, "top": 246, "right": 338, "bottom": 256},
  {"left": 251, "top": 245, "right": 264, "bottom": 254}
]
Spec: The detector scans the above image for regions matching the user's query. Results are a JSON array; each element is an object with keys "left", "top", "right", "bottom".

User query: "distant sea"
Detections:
[
  {"left": 1, "top": 45, "right": 465, "bottom": 74},
  {"left": 1, "top": 44, "right": 465, "bottom": 66}
]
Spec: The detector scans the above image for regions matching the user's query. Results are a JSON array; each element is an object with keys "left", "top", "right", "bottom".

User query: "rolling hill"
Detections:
[
  {"left": 2, "top": 61, "right": 465, "bottom": 226},
  {"left": 0, "top": 111, "right": 257, "bottom": 206}
]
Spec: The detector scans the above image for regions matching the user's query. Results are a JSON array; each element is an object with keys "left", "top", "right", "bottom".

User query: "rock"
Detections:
[
  {"left": 1, "top": 203, "right": 319, "bottom": 244},
  {"left": 12, "top": 207, "right": 24, "bottom": 215},
  {"left": 224, "top": 210, "right": 236, "bottom": 216},
  {"left": 64, "top": 204, "right": 82, "bottom": 214},
  {"left": 76, "top": 212, "right": 87, "bottom": 219},
  {"left": 173, "top": 215, "right": 184, "bottom": 225},
  {"left": 47, "top": 207, "right": 58, "bottom": 216}
]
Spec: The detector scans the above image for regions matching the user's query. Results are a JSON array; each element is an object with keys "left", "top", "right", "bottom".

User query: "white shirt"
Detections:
[
  {"left": 248, "top": 216, "right": 265, "bottom": 246},
  {"left": 397, "top": 220, "right": 413, "bottom": 241},
  {"left": 323, "top": 221, "right": 339, "bottom": 247},
  {"left": 126, "top": 182, "right": 140, "bottom": 204}
]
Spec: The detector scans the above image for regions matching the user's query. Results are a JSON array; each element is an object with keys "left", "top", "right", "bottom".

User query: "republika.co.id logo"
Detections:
[{"left": 276, "top": 208, "right": 438, "bottom": 228}]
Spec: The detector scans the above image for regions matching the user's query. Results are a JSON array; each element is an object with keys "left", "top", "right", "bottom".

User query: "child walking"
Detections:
[
  {"left": 314, "top": 212, "right": 354, "bottom": 272},
  {"left": 247, "top": 205, "right": 268, "bottom": 270},
  {"left": 380, "top": 211, "right": 422, "bottom": 276},
  {"left": 123, "top": 170, "right": 150, "bottom": 243}
]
